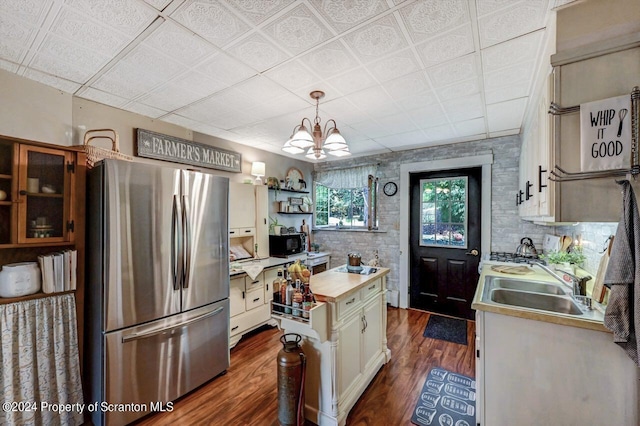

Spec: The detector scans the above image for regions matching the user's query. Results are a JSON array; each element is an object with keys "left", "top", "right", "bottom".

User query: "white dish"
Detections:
[{"left": 41, "top": 185, "right": 56, "bottom": 194}]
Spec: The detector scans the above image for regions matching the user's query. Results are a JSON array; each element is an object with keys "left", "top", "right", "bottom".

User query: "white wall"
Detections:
[{"left": 0, "top": 69, "right": 73, "bottom": 145}]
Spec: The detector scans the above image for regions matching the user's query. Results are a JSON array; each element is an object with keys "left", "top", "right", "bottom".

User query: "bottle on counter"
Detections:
[
  {"left": 285, "top": 277, "right": 294, "bottom": 315},
  {"left": 293, "top": 279, "right": 303, "bottom": 317},
  {"left": 302, "top": 282, "right": 313, "bottom": 319},
  {"left": 292, "top": 292, "right": 303, "bottom": 317},
  {"left": 272, "top": 268, "right": 283, "bottom": 312}
]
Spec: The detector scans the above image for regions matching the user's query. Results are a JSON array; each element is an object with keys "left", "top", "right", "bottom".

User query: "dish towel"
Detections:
[
  {"left": 242, "top": 264, "right": 264, "bottom": 280},
  {"left": 604, "top": 180, "right": 640, "bottom": 366}
]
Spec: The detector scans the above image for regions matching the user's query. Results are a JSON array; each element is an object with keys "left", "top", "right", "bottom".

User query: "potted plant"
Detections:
[
  {"left": 269, "top": 216, "right": 283, "bottom": 235},
  {"left": 311, "top": 242, "right": 320, "bottom": 253},
  {"left": 540, "top": 248, "right": 586, "bottom": 273},
  {"left": 266, "top": 177, "right": 280, "bottom": 196}
]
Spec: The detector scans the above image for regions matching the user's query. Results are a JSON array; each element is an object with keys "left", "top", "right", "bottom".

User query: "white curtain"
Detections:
[
  {"left": 0, "top": 294, "right": 84, "bottom": 426},
  {"left": 314, "top": 164, "right": 378, "bottom": 189}
]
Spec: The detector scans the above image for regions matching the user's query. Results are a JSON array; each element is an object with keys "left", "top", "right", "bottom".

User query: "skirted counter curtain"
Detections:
[{"left": 0, "top": 293, "right": 84, "bottom": 425}]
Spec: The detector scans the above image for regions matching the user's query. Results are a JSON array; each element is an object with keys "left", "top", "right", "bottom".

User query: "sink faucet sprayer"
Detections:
[{"left": 529, "top": 260, "right": 593, "bottom": 309}]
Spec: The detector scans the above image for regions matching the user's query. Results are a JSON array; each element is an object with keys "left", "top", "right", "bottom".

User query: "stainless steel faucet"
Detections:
[{"left": 529, "top": 260, "right": 593, "bottom": 309}]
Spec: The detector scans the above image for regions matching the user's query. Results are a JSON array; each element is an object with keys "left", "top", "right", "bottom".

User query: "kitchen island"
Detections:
[
  {"left": 472, "top": 263, "right": 638, "bottom": 425},
  {"left": 274, "top": 265, "right": 391, "bottom": 426}
]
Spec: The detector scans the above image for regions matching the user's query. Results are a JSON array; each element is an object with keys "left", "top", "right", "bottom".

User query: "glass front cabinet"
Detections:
[{"left": 0, "top": 138, "right": 79, "bottom": 246}]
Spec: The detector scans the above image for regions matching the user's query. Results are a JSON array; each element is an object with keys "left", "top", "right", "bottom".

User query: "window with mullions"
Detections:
[
  {"left": 314, "top": 175, "right": 378, "bottom": 230},
  {"left": 420, "top": 177, "right": 467, "bottom": 247}
]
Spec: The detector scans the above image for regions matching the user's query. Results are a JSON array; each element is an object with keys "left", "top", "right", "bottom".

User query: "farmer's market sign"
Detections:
[{"left": 136, "top": 128, "right": 242, "bottom": 173}]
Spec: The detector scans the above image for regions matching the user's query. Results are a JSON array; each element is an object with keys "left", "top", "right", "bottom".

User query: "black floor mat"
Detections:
[{"left": 423, "top": 315, "right": 468, "bottom": 345}]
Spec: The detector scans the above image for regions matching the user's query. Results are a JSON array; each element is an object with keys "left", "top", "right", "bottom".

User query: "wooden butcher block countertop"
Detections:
[{"left": 310, "top": 266, "right": 390, "bottom": 303}]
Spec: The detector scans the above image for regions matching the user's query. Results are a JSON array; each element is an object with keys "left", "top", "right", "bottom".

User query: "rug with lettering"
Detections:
[{"left": 411, "top": 367, "right": 476, "bottom": 426}]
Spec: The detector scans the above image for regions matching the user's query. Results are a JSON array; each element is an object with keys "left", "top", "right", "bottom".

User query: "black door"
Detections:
[{"left": 409, "top": 167, "right": 481, "bottom": 319}]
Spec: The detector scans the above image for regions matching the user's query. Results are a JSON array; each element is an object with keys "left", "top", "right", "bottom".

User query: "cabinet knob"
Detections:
[{"left": 19, "top": 190, "right": 27, "bottom": 196}]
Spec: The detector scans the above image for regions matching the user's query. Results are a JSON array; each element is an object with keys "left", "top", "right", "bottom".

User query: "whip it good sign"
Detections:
[{"left": 580, "top": 95, "right": 631, "bottom": 172}]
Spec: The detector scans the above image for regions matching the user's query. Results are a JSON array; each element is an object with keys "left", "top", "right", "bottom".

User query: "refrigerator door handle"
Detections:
[
  {"left": 182, "top": 194, "right": 191, "bottom": 288},
  {"left": 172, "top": 194, "right": 182, "bottom": 291},
  {"left": 121, "top": 306, "right": 224, "bottom": 343}
]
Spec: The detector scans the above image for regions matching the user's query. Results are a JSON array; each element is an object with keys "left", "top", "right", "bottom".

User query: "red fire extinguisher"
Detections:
[{"left": 277, "top": 333, "right": 306, "bottom": 426}]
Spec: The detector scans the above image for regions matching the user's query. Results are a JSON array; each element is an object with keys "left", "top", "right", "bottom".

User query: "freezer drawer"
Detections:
[{"left": 101, "top": 300, "right": 229, "bottom": 426}]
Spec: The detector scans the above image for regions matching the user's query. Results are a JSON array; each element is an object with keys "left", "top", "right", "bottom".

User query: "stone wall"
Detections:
[{"left": 311, "top": 134, "right": 551, "bottom": 296}]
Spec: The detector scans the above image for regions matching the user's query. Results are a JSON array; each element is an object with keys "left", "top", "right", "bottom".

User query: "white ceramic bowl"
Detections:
[
  {"left": 41, "top": 185, "right": 56, "bottom": 194},
  {"left": 0, "top": 262, "right": 41, "bottom": 298}
]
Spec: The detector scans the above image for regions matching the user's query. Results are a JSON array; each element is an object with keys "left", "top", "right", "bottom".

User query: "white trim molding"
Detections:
[{"left": 399, "top": 154, "right": 493, "bottom": 309}]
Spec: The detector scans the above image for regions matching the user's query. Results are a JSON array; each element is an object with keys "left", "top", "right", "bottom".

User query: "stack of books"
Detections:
[{"left": 37, "top": 250, "right": 77, "bottom": 294}]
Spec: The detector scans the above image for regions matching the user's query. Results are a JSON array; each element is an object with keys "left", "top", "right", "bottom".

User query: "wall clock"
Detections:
[{"left": 383, "top": 182, "right": 397, "bottom": 196}]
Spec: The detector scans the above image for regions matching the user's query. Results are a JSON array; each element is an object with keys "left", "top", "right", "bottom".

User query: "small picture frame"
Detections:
[{"left": 289, "top": 197, "right": 303, "bottom": 206}]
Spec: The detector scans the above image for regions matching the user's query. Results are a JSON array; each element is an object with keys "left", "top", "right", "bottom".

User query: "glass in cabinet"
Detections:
[
  {"left": 17, "top": 145, "right": 75, "bottom": 244},
  {"left": 0, "top": 141, "right": 13, "bottom": 245}
]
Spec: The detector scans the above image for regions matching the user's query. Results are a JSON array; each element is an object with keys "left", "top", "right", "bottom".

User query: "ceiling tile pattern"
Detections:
[
  {"left": 315, "top": 0, "right": 389, "bottom": 34},
  {"left": 262, "top": 3, "right": 331, "bottom": 55},
  {"left": 0, "top": 0, "right": 572, "bottom": 161},
  {"left": 398, "top": 0, "right": 470, "bottom": 43}
]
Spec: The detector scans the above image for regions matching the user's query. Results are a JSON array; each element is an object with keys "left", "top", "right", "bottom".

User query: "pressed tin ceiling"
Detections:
[{"left": 0, "top": 0, "right": 577, "bottom": 161}]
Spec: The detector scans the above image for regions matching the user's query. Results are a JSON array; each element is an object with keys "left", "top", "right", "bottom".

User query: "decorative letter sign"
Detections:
[
  {"left": 136, "top": 128, "right": 242, "bottom": 173},
  {"left": 580, "top": 95, "right": 631, "bottom": 172}
]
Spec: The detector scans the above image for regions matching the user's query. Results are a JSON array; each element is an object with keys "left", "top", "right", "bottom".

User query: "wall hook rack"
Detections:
[{"left": 548, "top": 86, "right": 640, "bottom": 182}]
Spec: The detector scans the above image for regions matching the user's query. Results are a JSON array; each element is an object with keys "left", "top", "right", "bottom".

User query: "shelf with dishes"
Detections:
[{"left": 269, "top": 187, "right": 309, "bottom": 194}]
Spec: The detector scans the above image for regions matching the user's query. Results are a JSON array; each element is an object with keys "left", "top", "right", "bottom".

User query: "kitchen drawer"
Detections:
[
  {"left": 360, "top": 278, "right": 381, "bottom": 301},
  {"left": 245, "top": 289, "right": 264, "bottom": 311},
  {"left": 245, "top": 275, "right": 264, "bottom": 292},
  {"left": 337, "top": 292, "right": 361, "bottom": 320},
  {"left": 229, "top": 227, "right": 255, "bottom": 237},
  {"left": 306, "top": 254, "right": 329, "bottom": 266}
]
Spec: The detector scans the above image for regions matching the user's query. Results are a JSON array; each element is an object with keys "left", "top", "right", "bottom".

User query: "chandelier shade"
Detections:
[
  {"left": 282, "top": 139, "right": 305, "bottom": 154},
  {"left": 282, "top": 90, "right": 351, "bottom": 160},
  {"left": 289, "top": 123, "right": 314, "bottom": 149}
]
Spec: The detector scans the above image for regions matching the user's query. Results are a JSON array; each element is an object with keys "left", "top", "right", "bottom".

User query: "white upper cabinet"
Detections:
[{"left": 229, "top": 182, "right": 256, "bottom": 229}]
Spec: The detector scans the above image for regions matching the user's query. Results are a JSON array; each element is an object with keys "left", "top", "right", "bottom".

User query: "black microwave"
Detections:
[{"left": 269, "top": 233, "right": 304, "bottom": 257}]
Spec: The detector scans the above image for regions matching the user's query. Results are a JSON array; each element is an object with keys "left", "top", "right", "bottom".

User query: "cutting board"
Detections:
[
  {"left": 592, "top": 237, "right": 613, "bottom": 303},
  {"left": 491, "top": 265, "right": 534, "bottom": 275},
  {"left": 543, "top": 234, "right": 560, "bottom": 253}
]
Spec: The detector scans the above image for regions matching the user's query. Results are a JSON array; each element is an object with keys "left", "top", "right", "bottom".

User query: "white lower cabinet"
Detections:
[
  {"left": 476, "top": 310, "right": 638, "bottom": 425},
  {"left": 338, "top": 310, "right": 362, "bottom": 396},
  {"left": 229, "top": 268, "right": 277, "bottom": 348},
  {"left": 276, "top": 272, "right": 390, "bottom": 426}
]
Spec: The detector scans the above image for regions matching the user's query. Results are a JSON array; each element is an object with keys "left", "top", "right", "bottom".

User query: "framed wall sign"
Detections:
[
  {"left": 136, "top": 128, "right": 242, "bottom": 173},
  {"left": 289, "top": 197, "right": 303, "bottom": 206}
]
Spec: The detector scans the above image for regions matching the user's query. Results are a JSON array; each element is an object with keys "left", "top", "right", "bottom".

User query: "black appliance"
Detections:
[{"left": 269, "top": 233, "right": 304, "bottom": 257}]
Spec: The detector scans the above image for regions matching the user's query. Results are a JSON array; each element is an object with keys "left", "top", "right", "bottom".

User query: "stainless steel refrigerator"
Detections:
[{"left": 85, "top": 159, "right": 230, "bottom": 426}]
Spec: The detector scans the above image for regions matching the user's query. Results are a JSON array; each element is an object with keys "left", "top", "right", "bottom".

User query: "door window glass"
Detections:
[{"left": 420, "top": 177, "right": 467, "bottom": 248}]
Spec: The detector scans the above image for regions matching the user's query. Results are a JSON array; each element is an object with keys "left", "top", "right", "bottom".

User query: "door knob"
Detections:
[{"left": 466, "top": 249, "right": 479, "bottom": 256}]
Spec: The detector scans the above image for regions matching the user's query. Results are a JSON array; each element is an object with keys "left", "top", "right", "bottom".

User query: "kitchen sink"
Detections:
[
  {"left": 490, "top": 289, "right": 583, "bottom": 315},
  {"left": 489, "top": 277, "right": 567, "bottom": 295}
]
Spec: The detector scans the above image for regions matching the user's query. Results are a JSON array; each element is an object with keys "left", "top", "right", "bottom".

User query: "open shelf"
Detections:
[{"left": 269, "top": 187, "right": 309, "bottom": 194}]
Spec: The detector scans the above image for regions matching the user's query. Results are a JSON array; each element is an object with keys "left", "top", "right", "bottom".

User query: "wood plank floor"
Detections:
[{"left": 134, "top": 307, "right": 476, "bottom": 426}]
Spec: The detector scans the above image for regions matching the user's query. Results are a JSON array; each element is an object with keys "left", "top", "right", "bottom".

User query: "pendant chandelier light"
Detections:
[{"left": 282, "top": 90, "right": 350, "bottom": 160}]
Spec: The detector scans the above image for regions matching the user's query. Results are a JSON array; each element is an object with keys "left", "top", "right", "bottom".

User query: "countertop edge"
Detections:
[{"left": 472, "top": 266, "right": 609, "bottom": 333}]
